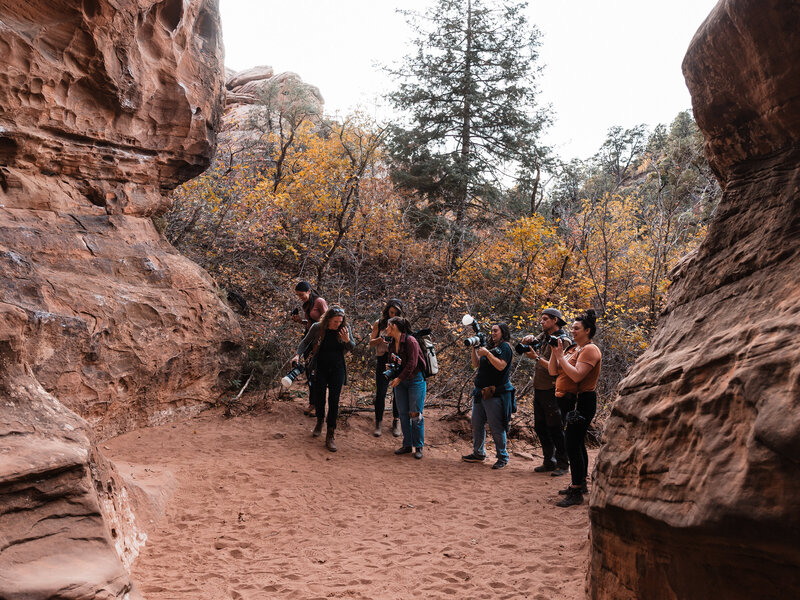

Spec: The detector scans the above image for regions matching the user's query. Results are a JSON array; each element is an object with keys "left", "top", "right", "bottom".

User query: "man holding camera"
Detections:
[{"left": 521, "top": 308, "right": 571, "bottom": 476}]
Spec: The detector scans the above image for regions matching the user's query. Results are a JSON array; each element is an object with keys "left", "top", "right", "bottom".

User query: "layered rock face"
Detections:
[
  {"left": 589, "top": 1, "right": 800, "bottom": 599},
  {"left": 222, "top": 64, "right": 324, "bottom": 136},
  {"left": 1, "top": 0, "right": 240, "bottom": 596},
  {"left": 0, "top": 0, "right": 242, "bottom": 438},
  {"left": 1, "top": 304, "right": 150, "bottom": 599}
]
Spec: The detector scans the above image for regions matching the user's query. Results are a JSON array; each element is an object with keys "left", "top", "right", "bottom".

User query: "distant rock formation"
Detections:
[
  {"left": 589, "top": 1, "right": 800, "bottom": 599},
  {"left": 223, "top": 64, "right": 324, "bottom": 131},
  {"left": 0, "top": 0, "right": 239, "bottom": 596}
]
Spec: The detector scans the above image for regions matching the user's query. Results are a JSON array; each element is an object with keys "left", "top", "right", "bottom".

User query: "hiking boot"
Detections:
[
  {"left": 551, "top": 463, "right": 569, "bottom": 477},
  {"left": 304, "top": 405, "right": 316, "bottom": 417},
  {"left": 492, "top": 460, "right": 508, "bottom": 470},
  {"left": 414, "top": 448, "right": 423, "bottom": 460},
  {"left": 556, "top": 489, "right": 584, "bottom": 508},
  {"left": 312, "top": 420, "right": 323, "bottom": 437},
  {"left": 394, "top": 446, "right": 413, "bottom": 455},
  {"left": 558, "top": 484, "right": 588, "bottom": 495},
  {"left": 534, "top": 462, "right": 556, "bottom": 473},
  {"left": 461, "top": 452, "right": 486, "bottom": 463},
  {"left": 392, "top": 419, "right": 402, "bottom": 437},
  {"left": 373, "top": 421, "right": 382, "bottom": 437},
  {"left": 325, "top": 430, "right": 337, "bottom": 452}
]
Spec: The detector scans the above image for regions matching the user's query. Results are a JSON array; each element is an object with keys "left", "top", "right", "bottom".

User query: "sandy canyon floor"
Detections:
[{"left": 106, "top": 395, "right": 592, "bottom": 599}]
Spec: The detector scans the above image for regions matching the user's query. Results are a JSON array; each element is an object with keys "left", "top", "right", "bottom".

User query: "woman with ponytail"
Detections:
[
  {"left": 384, "top": 316, "right": 427, "bottom": 460},
  {"left": 548, "top": 309, "right": 602, "bottom": 507},
  {"left": 369, "top": 299, "right": 405, "bottom": 437}
]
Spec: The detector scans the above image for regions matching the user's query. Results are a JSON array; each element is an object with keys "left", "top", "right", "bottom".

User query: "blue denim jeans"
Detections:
[
  {"left": 471, "top": 388, "right": 509, "bottom": 463},
  {"left": 394, "top": 372, "right": 426, "bottom": 448}
]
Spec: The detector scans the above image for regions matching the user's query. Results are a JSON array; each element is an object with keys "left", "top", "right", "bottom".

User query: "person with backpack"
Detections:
[
  {"left": 369, "top": 299, "right": 405, "bottom": 438},
  {"left": 385, "top": 316, "right": 427, "bottom": 460},
  {"left": 293, "top": 306, "right": 355, "bottom": 452},
  {"left": 462, "top": 322, "right": 515, "bottom": 470}
]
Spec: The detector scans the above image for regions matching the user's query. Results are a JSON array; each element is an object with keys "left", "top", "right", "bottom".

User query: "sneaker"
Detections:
[
  {"left": 558, "top": 485, "right": 588, "bottom": 495},
  {"left": 551, "top": 467, "right": 569, "bottom": 477},
  {"left": 556, "top": 490, "right": 584, "bottom": 508},
  {"left": 373, "top": 423, "right": 382, "bottom": 437},
  {"left": 394, "top": 446, "right": 413, "bottom": 455},
  {"left": 533, "top": 462, "right": 556, "bottom": 473},
  {"left": 414, "top": 448, "right": 423, "bottom": 460},
  {"left": 392, "top": 419, "right": 402, "bottom": 437},
  {"left": 492, "top": 460, "right": 508, "bottom": 470},
  {"left": 461, "top": 453, "right": 486, "bottom": 463}
]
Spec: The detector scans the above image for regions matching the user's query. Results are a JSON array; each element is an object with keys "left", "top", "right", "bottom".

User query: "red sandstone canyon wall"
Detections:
[
  {"left": 589, "top": 1, "right": 800, "bottom": 598},
  {"left": 1, "top": 0, "right": 240, "bottom": 596},
  {"left": 0, "top": 0, "right": 242, "bottom": 439}
]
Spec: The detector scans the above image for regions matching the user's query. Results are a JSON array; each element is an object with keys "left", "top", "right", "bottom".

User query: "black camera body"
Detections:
[
  {"left": 514, "top": 342, "right": 532, "bottom": 355},
  {"left": 565, "top": 409, "right": 586, "bottom": 426},
  {"left": 546, "top": 332, "right": 572, "bottom": 347},
  {"left": 281, "top": 363, "right": 305, "bottom": 388},
  {"left": 382, "top": 353, "right": 403, "bottom": 381}
]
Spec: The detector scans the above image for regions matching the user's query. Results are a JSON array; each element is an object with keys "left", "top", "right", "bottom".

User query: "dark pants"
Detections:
[
  {"left": 565, "top": 391, "right": 597, "bottom": 487},
  {"left": 533, "top": 387, "right": 568, "bottom": 467},
  {"left": 375, "top": 355, "right": 399, "bottom": 423},
  {"left": 312, "top": 361, "right": 346, "bottom": 430}
]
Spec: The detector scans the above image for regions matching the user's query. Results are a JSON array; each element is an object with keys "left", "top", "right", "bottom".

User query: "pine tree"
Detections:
[{"left": 387, "top": 0, "right": 549, "bottom": 269}]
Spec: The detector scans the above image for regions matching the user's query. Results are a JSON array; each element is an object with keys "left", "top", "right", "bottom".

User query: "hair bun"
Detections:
[{"left": 585, "top": 308, "right": 597, "bottom": 322}]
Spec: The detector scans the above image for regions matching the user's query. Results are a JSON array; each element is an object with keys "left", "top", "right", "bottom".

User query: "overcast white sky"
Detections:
[{"left": 219, "top": 0, "right": 720, "bottom": 161}]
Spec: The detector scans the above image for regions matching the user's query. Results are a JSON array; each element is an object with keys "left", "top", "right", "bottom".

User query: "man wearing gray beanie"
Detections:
[{"left": 521, "top": 308, "right": 572, "bottom": 475}]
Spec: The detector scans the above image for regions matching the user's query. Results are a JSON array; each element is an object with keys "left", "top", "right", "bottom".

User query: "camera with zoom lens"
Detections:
[
  {"left": 281, "top": 363, "right": 305, "bottom": 389},
  {"left": 382, "top": 353, "right": 403, "bottom": 381},
  {"left": 461, "top": 314, "right": 487, "bottom": 347},
  {"left": 463, "top": 332, "right": 487, "bottom": 347}
]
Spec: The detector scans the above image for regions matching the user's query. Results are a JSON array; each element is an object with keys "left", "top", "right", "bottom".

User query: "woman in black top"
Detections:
[
  {"left": 291, "top": 281, "right": 328, "bottom": 417},
  {"left": 293, "top": 306, "right": 355, "bottom": 452},
  {"left": 461, "top": 322, "right": 515, "bottom": 469}
]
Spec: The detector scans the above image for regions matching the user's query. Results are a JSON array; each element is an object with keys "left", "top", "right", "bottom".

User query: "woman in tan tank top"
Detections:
[{"left": 548, "top": 309, "right": 602, "bottom": 507}]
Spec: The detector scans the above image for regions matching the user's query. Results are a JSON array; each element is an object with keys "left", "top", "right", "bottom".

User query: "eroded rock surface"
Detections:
[
  {"left": 0, "top": 304, "right": 153, "bottom": 599},
  {"left": 589, "top": 1, "right": 800, "bottom": 598},
  {"left": 0, "top": 0, "right": 242, "bottom": 439},
  {"left": 1, "top": 0, "right": 239, "bottom": 596}
]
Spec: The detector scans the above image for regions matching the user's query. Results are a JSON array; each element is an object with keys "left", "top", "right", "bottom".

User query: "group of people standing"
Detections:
[{"left": 287, "top": 281, "right": 602, "bottom": 508}]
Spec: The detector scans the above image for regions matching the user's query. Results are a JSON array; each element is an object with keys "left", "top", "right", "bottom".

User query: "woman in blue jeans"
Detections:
[
  {"left": 462, "top": 322, "right": 515, "bottom": 470},
  {"left": 385, "top": 316, "right": 427, "bottom": 460}
]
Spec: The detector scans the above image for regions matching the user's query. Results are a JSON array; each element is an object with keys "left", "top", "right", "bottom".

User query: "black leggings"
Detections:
[
  {"left": 312, "top": 361, "right": 346, "bottom": 430},
  {"left": 564, "top": 391, "right": 597, "bottom": 487},
  {"left": 375, "top": 355, "right": 399, "bottom": 423}
]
